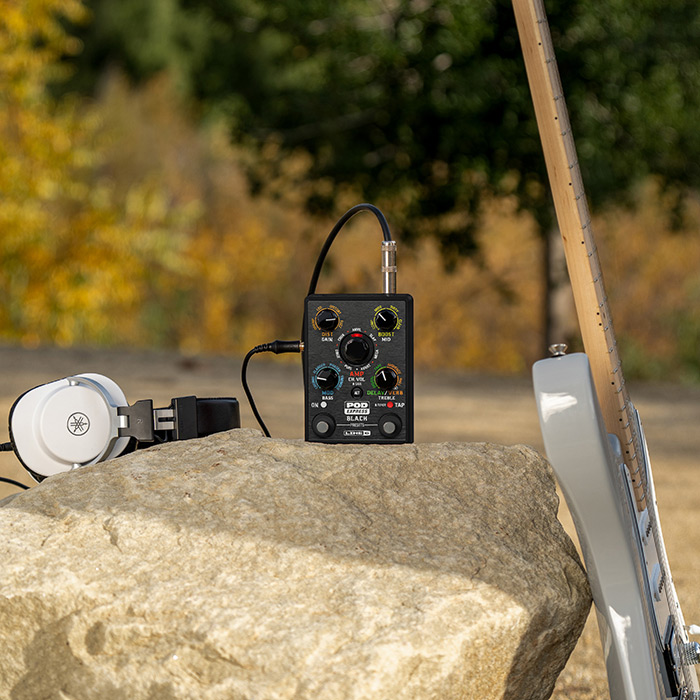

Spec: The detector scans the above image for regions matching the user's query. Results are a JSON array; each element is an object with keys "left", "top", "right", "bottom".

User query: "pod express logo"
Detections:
[{"left": 344, "top": 401, "right": 370, "bottom": 416}]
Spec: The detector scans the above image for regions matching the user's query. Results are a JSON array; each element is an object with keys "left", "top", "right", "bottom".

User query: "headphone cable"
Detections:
[{"left": 0, "top": 476, "right": 29, "bottom": 490}]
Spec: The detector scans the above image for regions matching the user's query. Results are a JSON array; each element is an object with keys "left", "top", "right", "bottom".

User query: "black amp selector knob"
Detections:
[
  {"left": 315, "top": 367, "right": 339, "bottom": 391},
  {"left": 315, "top": 308, "right": 339, "bottom": 332},
  {"left": 374, "top": 367, "right": 398, "bottom": 391},
  {"left": 374, "top": 308, "right": 398, "bottom": 331},
  {"left": 339, "top": 332, "right": 374, "bottom": 366}
]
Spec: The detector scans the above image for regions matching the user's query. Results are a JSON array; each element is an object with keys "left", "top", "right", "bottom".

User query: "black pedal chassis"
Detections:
[{"left": 303, "top": 293, "right": 413, "bottom": 444}]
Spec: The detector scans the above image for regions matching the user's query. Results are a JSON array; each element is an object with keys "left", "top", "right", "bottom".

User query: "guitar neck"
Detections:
[{"left": 512, "top": 0, "right": 647, "bottom": 509}]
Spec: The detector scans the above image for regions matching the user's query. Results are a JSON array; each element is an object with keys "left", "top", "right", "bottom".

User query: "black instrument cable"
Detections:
[
  {"left": 0, "top": 476, "right": 29, "bottom": 491},
  {"left": 306, "top": 203, "right": 393, "bottom": 296}
]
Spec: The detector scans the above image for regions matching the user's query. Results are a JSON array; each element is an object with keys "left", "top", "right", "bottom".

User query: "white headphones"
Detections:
[{"left": 7, "top": 374, "right": 239, "bottom": 481}]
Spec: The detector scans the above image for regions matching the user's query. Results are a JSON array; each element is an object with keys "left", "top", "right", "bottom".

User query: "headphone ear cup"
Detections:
[
  {"left": 9, "top": 374, "right": 130, "bottom": 479},
  {"left": 73, "top": 374, "right": 131, "bottom": 462}
]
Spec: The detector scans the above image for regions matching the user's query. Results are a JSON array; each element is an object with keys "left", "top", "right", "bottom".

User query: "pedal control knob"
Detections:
[
  {"left": 340, "top": 333, "right": 373, "bottom": 366},
  {"left": 315, "top": 367, "right": 339, "bottom": 391},
  {"left": 315, "top": 308, "right": 339, "bottom": 332},
  {"left": 374, "top": 367, "right": 398, "bottom": 391},
  {"left": 374, "top": 308, "right": 398, "bottom": 331}
]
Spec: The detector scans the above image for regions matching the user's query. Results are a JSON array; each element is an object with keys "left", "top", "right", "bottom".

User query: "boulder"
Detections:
[{"left": 0, "top": 429, "right": 590, "bottom": 700}]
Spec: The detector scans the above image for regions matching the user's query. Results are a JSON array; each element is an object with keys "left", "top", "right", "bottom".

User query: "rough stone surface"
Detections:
[{"left": 0, "top": 429, "right": 590, "bottom": 700}]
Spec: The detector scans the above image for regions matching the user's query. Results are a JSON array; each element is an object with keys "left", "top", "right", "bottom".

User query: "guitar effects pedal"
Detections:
[{"left": 303, "top": 293, "right": 413, "bottom": 443}]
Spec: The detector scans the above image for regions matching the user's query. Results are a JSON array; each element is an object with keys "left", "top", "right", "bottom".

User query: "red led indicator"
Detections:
[
  {"left": 351, "top": 333, "right": 363, "bottom": 337},
  {"left": 387, "top": 401, "right": 394, "bottom": 408}
]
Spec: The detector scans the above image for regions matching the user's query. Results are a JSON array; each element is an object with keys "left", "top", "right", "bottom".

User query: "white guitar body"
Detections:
[{"left": 533, "top": 352, "right": 699, "bottom": 699}]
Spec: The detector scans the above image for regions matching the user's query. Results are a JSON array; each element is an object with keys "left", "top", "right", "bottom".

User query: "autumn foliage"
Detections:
[{"left": 0, "top": 0, "right": 186, "bottom": 346}]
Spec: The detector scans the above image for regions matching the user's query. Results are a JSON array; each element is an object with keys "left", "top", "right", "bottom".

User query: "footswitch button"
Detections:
[
  {"left": 312, "top": 413, "right": 336, "bottom": 438},
  {"left": 378, "top": 413, "right": 402, "bottom": 438}
]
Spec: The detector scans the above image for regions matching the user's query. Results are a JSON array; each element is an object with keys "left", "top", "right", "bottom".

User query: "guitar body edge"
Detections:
[{"left": 533, "top": 353, "right": 668, "bottom": 699}]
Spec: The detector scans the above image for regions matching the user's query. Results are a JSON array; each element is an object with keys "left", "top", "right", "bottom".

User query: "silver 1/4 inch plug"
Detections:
[{"left": 382, "top": 240, "right": 397, "bottom": 294}]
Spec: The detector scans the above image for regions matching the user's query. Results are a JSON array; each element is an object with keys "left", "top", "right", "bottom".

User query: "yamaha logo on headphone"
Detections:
[{"left": 67, "top": 412, "right": 90, "bottom": 436}]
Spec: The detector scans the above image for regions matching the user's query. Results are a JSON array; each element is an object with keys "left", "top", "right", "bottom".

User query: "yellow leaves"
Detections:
[
  {"left": 0, "top": 0, "right": 193, "bottom": 348},
  {"left": 0, "top": 0, "right": 85, "bottom": 48},
  {"left": 0, "top": 0, "right": 85, "bottom": 108}
]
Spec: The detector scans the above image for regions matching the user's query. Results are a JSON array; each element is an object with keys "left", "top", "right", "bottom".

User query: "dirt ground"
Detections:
[{"left": 2, "top": 344, "right": 700, "bottom": 699}]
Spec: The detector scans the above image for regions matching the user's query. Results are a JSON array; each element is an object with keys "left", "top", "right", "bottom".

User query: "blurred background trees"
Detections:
[{"left": 3, "top": 0, "right": 700, "bottom": 379}]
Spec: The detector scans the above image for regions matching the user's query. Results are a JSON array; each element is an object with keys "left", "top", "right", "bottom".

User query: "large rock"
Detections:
[{"left": 0, "top": 429, "right": 590, "bottom": 699}]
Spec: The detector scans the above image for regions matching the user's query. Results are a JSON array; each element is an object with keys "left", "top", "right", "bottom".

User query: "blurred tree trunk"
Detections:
[{"left": 542, "top": 225, "right": 577, "bottom": 358}]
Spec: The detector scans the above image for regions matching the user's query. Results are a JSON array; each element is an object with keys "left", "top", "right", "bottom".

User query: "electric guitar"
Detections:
[{"left": 512, "top": 0, "right": 700, "bottom": 697}]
